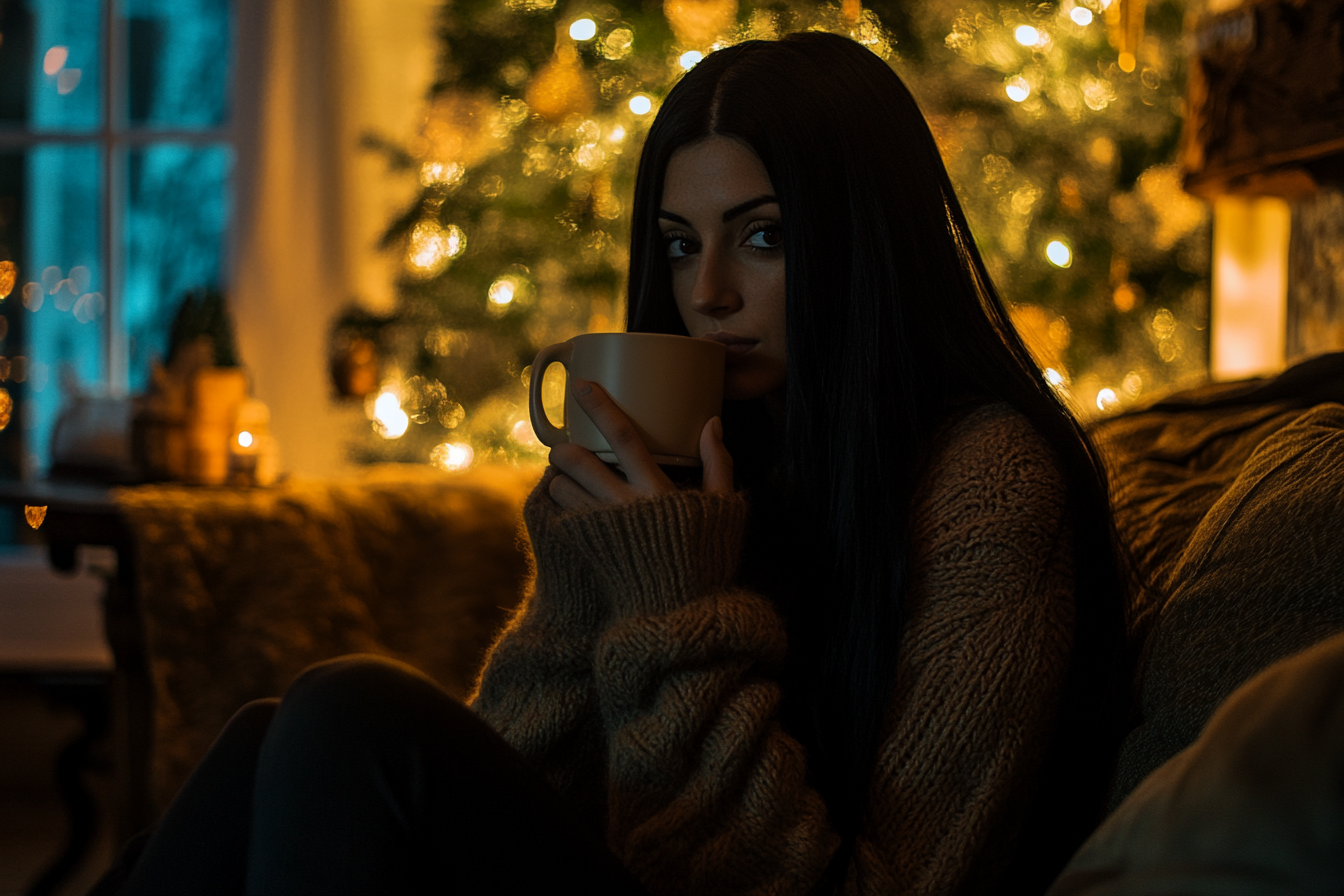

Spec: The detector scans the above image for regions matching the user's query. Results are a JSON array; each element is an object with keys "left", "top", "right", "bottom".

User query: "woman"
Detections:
[{"left": 105, "top": 31, "right": 1126, "bottom": 896}]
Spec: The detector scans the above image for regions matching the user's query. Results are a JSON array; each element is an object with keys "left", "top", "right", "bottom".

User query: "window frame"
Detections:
[{"left": 0, "top": 0, "right": 236, "bottom": 395}]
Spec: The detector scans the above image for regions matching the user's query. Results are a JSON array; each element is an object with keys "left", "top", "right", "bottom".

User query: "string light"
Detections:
[
  {"left": 488, "top": 277, "right": 517, "bottom": 307},
  {"left": 371, "top": 390, "right": 410, "bottom": 439},
  {"left": 1046, "top": 240, "right": 1073, "bottom": 267},
  {"left": 569, "top": 18, "right": 597, "bottom": 41},
  {"left": 430, "top": 441, "right": 475, "bottom": 471}
]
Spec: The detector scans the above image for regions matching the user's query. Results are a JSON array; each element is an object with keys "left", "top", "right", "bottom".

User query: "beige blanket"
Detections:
[{"left": 113, "top": 464, "right": 538, "bottom": 811}]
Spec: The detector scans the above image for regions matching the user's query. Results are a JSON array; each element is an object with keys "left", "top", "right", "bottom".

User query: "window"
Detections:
[{"left": 0, "top": 0, "right": 233, "bottom": 486}]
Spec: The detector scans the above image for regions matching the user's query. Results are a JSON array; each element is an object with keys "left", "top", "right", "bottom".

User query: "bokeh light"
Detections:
[
  {"left": 628, "top": 94, "right": 653, "bottom": 115},
  {"left": 430, "top": 441, "right": 475, "bottom": 471},
  {"left": 569, "top": 18, "right": 597, "bottom": 41},
  {"left": 371, "top": 389, "right": 410, "bottom": 439},
  {"left": 1070, "top": 7, "right": 1094, "bottom": 25},
  {"left": 679, "top": 50, "right": 704, "bottom": 69},
  {"left": 1005, "top": 76, "right": 1030, "bottom": 102},
  {"left": 1014, "top": 25, "right": 1040, "bottom": 46},
  {"left": 0, "top": 261, "right": 15, "bottom": 299},
  {"left": 237, "top": 431, "right": 254, "bottom": 448},
  {"left": 43, "top": 46, "right": 68, "bottom": 76},
  {"left": 1095, "top": 387, "right": 1119, "bottom": 412},
  {"left": 1046, "top": 240, "right": 1073, "bottom": 267}
]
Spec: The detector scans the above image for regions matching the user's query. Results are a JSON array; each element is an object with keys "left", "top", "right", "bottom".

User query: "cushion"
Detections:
[
  {"left": 1047, "top": 630, "right": 1344, "bottom": 896},
  {"left": 1106, "top": 403, "right": 1344, "bottom": 807}
]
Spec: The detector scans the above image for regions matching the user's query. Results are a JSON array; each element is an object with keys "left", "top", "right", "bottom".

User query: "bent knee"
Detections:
[{"left": 280, "top": 654, "right": 454, "bottom": 732}]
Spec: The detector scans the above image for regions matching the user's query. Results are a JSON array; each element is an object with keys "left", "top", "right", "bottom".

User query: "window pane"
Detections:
[
  {"left": 0, "top": 0, "right": 104, "bottom": 130},
  {"left": 11, "top": 144, "right": 105, "bottom": 476},
  {"left": 125, "top": 143, "right": 232, "bottom": 389},
  {"left": 125, "top": 0, "right": 231, "bottom": 128}
]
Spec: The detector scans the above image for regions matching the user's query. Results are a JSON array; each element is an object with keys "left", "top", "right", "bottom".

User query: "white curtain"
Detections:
[{"left": 231, "top": 0, "right": 439, "bottom": 477}]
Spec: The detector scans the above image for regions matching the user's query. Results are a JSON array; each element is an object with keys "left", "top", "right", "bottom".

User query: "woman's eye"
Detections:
[
  {"left": 665, "top": 236, "right": 697, "bottom": 260},
  {"left": 744, "top": 226, "right": 783, "bottom": 250}
]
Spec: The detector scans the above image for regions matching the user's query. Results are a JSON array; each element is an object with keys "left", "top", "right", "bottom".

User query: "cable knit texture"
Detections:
[{"left": 471, "top": 403, "right": 1074, "bottom": 896}]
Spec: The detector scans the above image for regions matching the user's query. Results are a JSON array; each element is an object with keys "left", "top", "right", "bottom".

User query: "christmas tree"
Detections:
[{"left": 339, "top": 0, "right": 1208, "bottom": 470}]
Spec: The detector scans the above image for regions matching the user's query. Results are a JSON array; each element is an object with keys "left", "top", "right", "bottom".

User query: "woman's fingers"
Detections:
[
  {"left": 570, "top": 378, "right": 673, "bottom": 495},
  {"left": 547, "top": 470, "right": 607, "bottom": 512},
  {"left": 700, "top": 416, "right": 735, "bottom": 494},
  {"left": 549, "top": 443, "right": 634, "bottom": 505}
]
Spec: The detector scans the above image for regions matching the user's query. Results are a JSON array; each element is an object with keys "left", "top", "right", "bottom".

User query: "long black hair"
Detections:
[{"left": 626, "top": 32, "right": 1127, "bottom": 891}]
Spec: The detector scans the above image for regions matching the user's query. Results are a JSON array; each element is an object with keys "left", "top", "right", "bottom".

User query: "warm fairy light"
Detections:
[
  {"left": 608, "top": 125, "right": 626, "bottom": 142},
  {"left": 25, "top": 505, "right": 47, "bottom": 529},
  {"left": 237, "top": 431, "right": 254, "bottom": 448},
  {"left": 1095, "top": 388, "right": 1119, "bottom": 412},
  {"left": 679, "top": 50, "right": 704, "bottom": 69},
  {"left": 510, "top": 419, "right": 541, "bottom": 446},
  {"left": 1014, "top": 25, "right": 1040, "bottom": 46},
  {"left": 0, "top": 387, "right": 10, "bottom": 430},
  {"left": 430, "top": 441, "right": 474, "bottom": 471},
  {"left": 1070, "top": 6, "right": 1094, "bottom": 25},
  {"left": 0, "top": 260, "right": 15, "bottom": 299},
  {"left": 1044, "top": 367, "right": 1065, "bottom": 387},
  {"left": 43, "top": 46, "right": 68, "bottom": 75},
  {"left": 628, "top": 94, "right": 653, "bottom": 115},
  {"left": 420, "top": 161, "right": 465, "bottom": 187},
  {"left": 1046, "top": 240, "right": 1073, "bottom": 267},
  {"left": 1005, "top": 77, "right": 1030, "bottom": 102},
  {"left": 406, "top": 222, "right": 466, "bottom": 276},
  {"left": 569, "top": 18, "right": 597, "bottom": 41},
  {"left": 372, "top": 390, "right": 410, "bottom": 439},
  {"left": 488, "top": 278, "right": 517, "bottom": 307}
]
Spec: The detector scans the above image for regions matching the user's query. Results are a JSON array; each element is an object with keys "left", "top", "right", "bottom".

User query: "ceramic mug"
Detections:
[{"left": 528, "top": 332, "right": 726, "bottom": 466}]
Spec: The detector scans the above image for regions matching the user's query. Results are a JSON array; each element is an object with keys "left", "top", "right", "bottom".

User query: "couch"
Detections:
[{"left": 118, "top": 352, "right": 1344, "bottom": 888}]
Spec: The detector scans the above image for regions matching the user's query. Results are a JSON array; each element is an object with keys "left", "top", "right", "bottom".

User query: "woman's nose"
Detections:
[{"left": 690, "top": 249, "right": 743, "bottom": 317}]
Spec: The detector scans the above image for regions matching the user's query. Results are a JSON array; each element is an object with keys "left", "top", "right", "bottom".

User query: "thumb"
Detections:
[{"left": 700, "top": 416, "right": 734, "bottom": 494}]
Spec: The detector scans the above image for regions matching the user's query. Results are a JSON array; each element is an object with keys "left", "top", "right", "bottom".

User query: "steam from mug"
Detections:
[{"left": 528, "top": 333, "right": 726, "bottom": 466}]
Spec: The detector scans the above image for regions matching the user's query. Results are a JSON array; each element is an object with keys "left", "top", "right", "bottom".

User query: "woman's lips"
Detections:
[{"left": 699, "top": 331, "right": 759, "bottom": 359}]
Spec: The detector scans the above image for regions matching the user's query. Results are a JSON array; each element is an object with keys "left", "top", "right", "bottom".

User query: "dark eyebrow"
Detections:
[
  {"left": 657, "top": 194, "right": 779, "bottom": 227},
  {"left": 721, "top": 194, "right": 777, "bottom": 222}
]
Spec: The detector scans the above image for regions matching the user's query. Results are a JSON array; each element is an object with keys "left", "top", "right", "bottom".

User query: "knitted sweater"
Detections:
[{"left": 471, "top": 403, "right": 1075, "bottom": 896}]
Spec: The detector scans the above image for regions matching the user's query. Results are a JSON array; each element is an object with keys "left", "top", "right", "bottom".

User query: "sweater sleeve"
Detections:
[
  {"left": 563, "top": 405, "right": 1074, "bottom": 896},
  {"left": 861, "top": 406, "right": 1074, "bottom": 895},
  {"left": 469, "top": 467, "right": 611, "bottom": 825}
]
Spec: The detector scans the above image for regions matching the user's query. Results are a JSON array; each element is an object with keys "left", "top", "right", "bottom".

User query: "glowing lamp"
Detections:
[{"left": 1211, "top": 195, "right": 1289, "bottom": 380}]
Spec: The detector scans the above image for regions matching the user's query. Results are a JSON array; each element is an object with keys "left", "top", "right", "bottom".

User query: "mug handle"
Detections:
[{"left": 529, "top": 340, "right": 574, "bottom": 447}]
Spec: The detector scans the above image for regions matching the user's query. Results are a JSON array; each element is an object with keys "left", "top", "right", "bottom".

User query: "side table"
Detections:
[{"left": 0, "top": 482, "right": 155, "bottom": 873}]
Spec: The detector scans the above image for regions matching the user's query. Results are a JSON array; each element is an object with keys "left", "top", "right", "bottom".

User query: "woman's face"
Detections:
[{"left": 660, "top": 136, "right": 787, "bottom": 402}]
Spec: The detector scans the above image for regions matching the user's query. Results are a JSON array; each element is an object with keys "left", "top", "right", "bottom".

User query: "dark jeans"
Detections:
[{"left": 107, "top": 655, "right": 645, "bottom": 895}]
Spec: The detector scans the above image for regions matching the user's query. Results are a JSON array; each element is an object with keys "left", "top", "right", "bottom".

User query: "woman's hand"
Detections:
[{"left": 548, "top": 377, "right": 734, "bottom": 511}]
